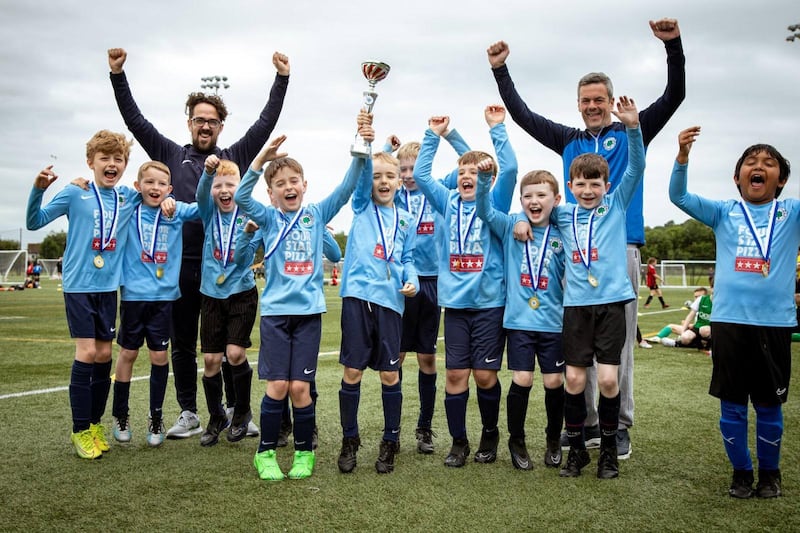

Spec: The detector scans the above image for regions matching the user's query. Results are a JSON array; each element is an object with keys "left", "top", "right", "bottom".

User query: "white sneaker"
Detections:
[
  {"left": 645, "top": 336, "right": 662, "bottom": 343},
  {"left": 166, "top": 410, "right": 203, "bottom": 439},
  {"left": 227, "top": 406, "right": 259, "bottom": 437},
  {"left": 639, "top": 340, "right": 652, "bottom": 349},
  {"left": 112, "top": 415, "right": 132, "bottom": 443},
  {"left": 661, "top": 338, "right": 677, "bottom": 347},
  {"left": 147, "top": 416, "right": 165, "bottom": 447}
]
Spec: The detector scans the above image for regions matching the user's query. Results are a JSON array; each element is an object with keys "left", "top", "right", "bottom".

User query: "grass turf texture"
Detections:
[{"left": 0, "top": 280, "right": 798, "bottom": 532}]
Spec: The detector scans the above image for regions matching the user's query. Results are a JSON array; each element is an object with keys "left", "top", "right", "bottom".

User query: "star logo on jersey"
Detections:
[
  {"left": 602, "top": 137, "right": 617, "bottom": 151},
  {"left": 595, "top": 205, "right": 609, "bottom": 217},
  {"left": 300, "top": 213, "right": 313, "bottom": 227}
]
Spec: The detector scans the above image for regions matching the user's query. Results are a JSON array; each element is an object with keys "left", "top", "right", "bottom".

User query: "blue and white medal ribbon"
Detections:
[
  {"left": 136, "top": 205, "right": 162, "bottom": 277},
  {"left": 457, "top": 198, "right": 478, "bottom": 263},
  {"left": 739, "top": 199, "right": 777, "bottom": 277},
  {"left": 524, "top": 225, "right": 551, "bottom": 309},
  {"left": 214, "top": 207, "right": 239, "bottom": 284},
  {"left": 263, "top": 208, "right": 304, "bottom": 262},
  {"left": 572, "top": 206, "right": 598, "bottom": 287},
  {"left": 405, "top": 189, "right": 426, "bottom": 232},
  {"left": 375, "top": 204, "right": 399, "bottom": 280},
  {"left": 91, "top": 182, "right": 119, "bottom": 268}
]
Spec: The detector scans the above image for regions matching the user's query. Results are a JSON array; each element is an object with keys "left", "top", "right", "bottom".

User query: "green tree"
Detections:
[
  {"left": 0, "top": 239, "right": 20, "bottom": 250},
  {"left": 642, "top": 219, "right": 715, "bottom": 260},
  {"left": 39, "top": 231, "right": 67, "bottom": 259},
  {"left": 333, "top": 231, "right": 347, "bottom": 258}
]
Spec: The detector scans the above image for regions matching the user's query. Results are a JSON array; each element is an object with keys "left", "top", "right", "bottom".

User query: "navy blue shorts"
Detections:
[
  {"left": 117, "top": 300, "right": 172, "bottom": 351},
  {"left": 258, "top": 314, "right": 322, "bottom": 381},
  {"left": 200, "top": 287, "right": 258, "bottom": 353},
  {"left": 562, "top": 303, "right": 626, "bottom": 367},
  {"left": 506, "top": 329, "right": 565, "bottom": 374},
  {"left": 400, "top": 276, "right": 440, "bottom": 354},
  {"left": 443, "top": 307, "right": 505, "bottom": 370},
  {"left": 339, "top": 297, "right": 402, "bottom": 372},
  {"left": 710, "top": 322, "right": 791, "bottom": 405},
  {"left": 64, "top": 292, "right": 117, "bottom": 340}
]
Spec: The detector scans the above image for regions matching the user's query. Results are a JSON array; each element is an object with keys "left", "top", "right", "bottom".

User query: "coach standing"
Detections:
[{"left": 107, "top": 48, "right": 289, "bottom": 438}]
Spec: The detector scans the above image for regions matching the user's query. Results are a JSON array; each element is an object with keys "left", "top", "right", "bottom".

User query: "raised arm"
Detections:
[
  {"left": 235, "top": 135, "right": 289, "bottom": 226},
  {"left": 26, "top": 166, "right": 68, "bottom": 230},
  {"left": 611, "top": 96, "right": 645, "bottom": 208},
  {"left": 196, "top": 155, "right": 219, "bottom": 217},
  {"left": 488, "top": 40, "right": 576, "bottom": 155},
  {"left": 486, "top": 105, "right": 518, "bottom": 213},
  {"left": 226, "top": 52, "right": 290, "bottom": 165},
  {"left": 108, "top": 48, "right": 182, "bottom": 161},
  {"left": 475, "top": 161, "right": 510, "bottom": 238},
  {"left": 413, "top": 117, "right": 455, "bottom": 215},
  {"left": 639, "top": 19, "right": 686, "bottom": 145},
  {"left": 668, "top": 126, "right": 717, "bottom": 226}
]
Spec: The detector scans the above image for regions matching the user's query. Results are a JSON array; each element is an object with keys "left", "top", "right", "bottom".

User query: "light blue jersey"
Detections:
[
  {"left": 413, "top": 128, "right": 516, "bottom": 309},
  {"left": 340, "top": 158, "right": 419, "bottom": 315},
  {"left": 197, "top": 170, "right": 255, "bottom": 298},
  {"left": 234, "top": 158, "right": 368, "bottom": 316},
  {"left": 27, "top": 183, "right": 140, "bottom": 293},
  {"left": 553, "top": 126, "right": 645, "bottom": 307},
  {"left": 477, "top": 175, "right": 565, "bottom": 332},
  {"left": 670, "top": 162, "right": 800, "bottom": 327},
  {"left": 120, "top": 201, "right": 200, "bottom": 302}
]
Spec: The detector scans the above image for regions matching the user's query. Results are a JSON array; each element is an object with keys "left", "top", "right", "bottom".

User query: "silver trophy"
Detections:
[{"left": 350, "top": 61, "right": 390, "bottom": 158}]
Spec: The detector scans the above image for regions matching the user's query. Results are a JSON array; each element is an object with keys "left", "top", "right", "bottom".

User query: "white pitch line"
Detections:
[{"left": 0, "top": 350, "right": 344, "bottom": 401}]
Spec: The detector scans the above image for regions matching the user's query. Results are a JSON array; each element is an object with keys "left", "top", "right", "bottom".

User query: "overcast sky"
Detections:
[{"left": 3, "top": 0, "right": 799, "bottom": 247}]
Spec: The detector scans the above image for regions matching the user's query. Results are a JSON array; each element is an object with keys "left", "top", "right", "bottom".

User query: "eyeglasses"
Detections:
[{"left": 190, "top": 117, "right": 222, "bottom": 128}]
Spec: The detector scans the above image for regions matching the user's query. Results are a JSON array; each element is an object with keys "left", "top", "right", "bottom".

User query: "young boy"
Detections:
[
  {"left": 476, "top": 168, "right": 566, "bottom": 470},
  {"left": 111, "top": 161, "right": 199, "bottom": 447},
  {"left": 26, "top": 130, "right": 140, "bottom": 459},
  {"left": 554, "top": 96, "right": 643, "bottom": 479},
  {"left": 337, "top": 148, "right": 418, "bottom": 475},
  {"left": 412, "top": 109, "right": 517, "bottom": 468},
  {"left": 234, "top": 118, "right": 374, "bottom": 481},
  {"left": 670, "top": 126, "right": 800, "bottom": 498},
  {"left": 195, "top": 156, "right": 258, "bottom": 447},
  {"left": 390, "top": 127, "right": 469, "bottom": 454},
  {"left": 644, "top": 257, "right": 669, "bottom": 308}
]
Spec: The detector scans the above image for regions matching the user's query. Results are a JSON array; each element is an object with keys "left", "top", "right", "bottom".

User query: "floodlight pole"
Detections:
[{"left": 200, "top": 75, "right": 231, "bottom": 95}]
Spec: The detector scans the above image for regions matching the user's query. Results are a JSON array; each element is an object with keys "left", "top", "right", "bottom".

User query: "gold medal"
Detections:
[
  {"left": 587, "top": 272, "right": 599, "bottom": 287},
  {"left": 156, "top": 267, "right": 164, "bottom": 279},
  {"left": 216, "top": 273, "right": 226, "bottom": 285},
  {"left": 528, "top": 295, "right": 540, "bottom": 310},
  {"left": 762, "top": 262, "right": 770, "bottom": 277},
  {"left": 93, "top": 255, "right": 105, "bottom": 269}
]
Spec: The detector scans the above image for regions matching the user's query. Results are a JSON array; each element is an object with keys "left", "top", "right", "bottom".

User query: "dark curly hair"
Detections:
[{"left": 185, "top": 92, "right": 228, "bottom": 122}]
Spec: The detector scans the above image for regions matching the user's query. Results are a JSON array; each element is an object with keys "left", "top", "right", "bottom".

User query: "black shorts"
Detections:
[
  {"left": 200, "top": 287, "right": 258, "bottom": 353},
  {"left": 400, "top": 276, "right": 440, "bottom": 354},
  {"left": 562, "top": 303, "right": 626, "bottom": 367},
  {"left": 710, "top": 322, "right": 791, "bottom": 405}
]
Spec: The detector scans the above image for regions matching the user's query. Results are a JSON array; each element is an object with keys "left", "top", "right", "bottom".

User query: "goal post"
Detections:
[
  {"left": 0, "top": 250, "right": 28, "bottom": 283},
  {"left": 659, "top": 260, "right": 716, "bottom": 289},
  {"left": 38, "top": 258, "right": 61, "bottom": 279}
]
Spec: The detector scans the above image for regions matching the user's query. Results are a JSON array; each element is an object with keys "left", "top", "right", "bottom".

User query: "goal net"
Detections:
[
  {"left": 659, "top": 260, "right": 716, "bottom": 289},
  {"left": 0, "top": 250, "right": 28, "bottom": 283},
  {"left": 38, "top": 258, "right": 61, "bottom": 279}
]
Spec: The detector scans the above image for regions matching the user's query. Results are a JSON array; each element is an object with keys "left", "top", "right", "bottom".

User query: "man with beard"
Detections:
[{"left": 107, "top": 47, "right": 289, "bottom": 439}]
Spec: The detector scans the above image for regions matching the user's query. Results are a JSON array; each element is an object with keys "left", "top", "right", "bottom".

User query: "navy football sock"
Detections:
[
  {"left": 417, "top": 370, "right": 437, "bottom": 428},
  {"left": 258, "top": 394, "right": 284, "bottom": 452},
  {"left": 381, "top": 381, "right": 403, "bottom": 442},
  {"left": 444, "top": 390, "right": 469, "bottom": 441},
  {"left": 90, "top": 360, "right": 112, "bottom": 424},
  {"left": 112, "top": 380, "right": 131, "bottom": 419},
  {"left": 544, "top": 384, "right": 565, "bottom": 441},
  {"left": 477, "top": 380, "right": 501, "bottom": 432},
  {"left": 69, "top": 360, "right": 93, "bottom": 433},
  {"left": 339, "top": 380, "right": 361, "bottom": 438},
  {"left": 149, "top": 363, "right": 169, "bottom": 417},
  {"left": 506, "top": 381, "right": 531, "bottom": 440},
  {"left": 292, "top": 404, "right": 315, "bottom": 452}
]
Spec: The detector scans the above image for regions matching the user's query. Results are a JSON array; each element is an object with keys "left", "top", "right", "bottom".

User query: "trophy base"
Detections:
[{"left": 350, "top": 143, "right": 372, "bottom": 159}]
